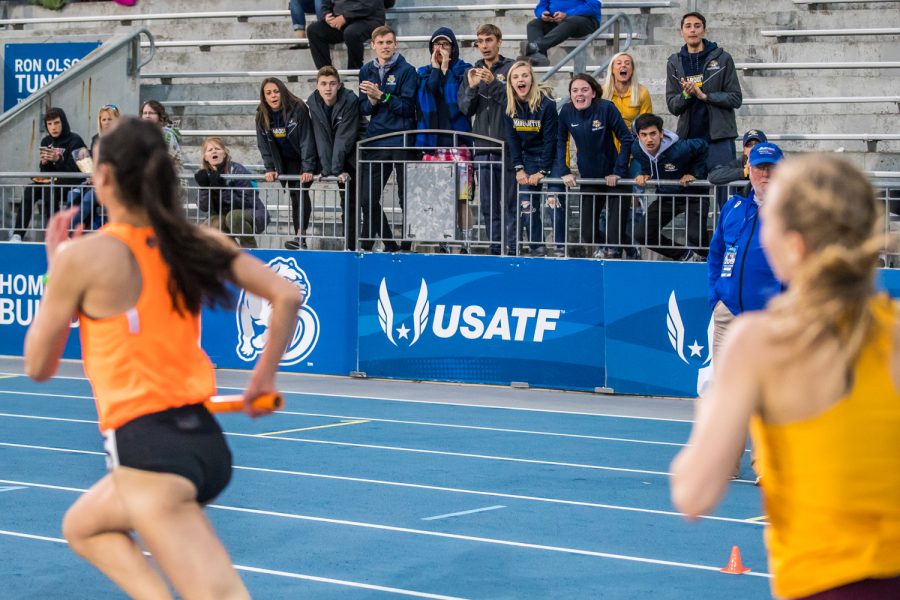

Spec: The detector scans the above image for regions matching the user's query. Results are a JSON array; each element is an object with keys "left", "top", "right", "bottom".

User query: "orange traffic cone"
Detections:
[{"left": 720, "top": 545, "right": 751, "bottom": 574}]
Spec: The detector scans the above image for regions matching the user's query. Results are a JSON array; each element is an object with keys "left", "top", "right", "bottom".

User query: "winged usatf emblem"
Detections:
[
  {"left": 378, "top": 278, "right": 396, "bottom": 346},
  {"left": 378, "top": 278, "right": 431, "bottom": 347},
  {"left": 410, "top": 279, "right": 429, "bottom": 346},
  {"left": 667, "top": 291, "right": 689, "bottom": 364}
]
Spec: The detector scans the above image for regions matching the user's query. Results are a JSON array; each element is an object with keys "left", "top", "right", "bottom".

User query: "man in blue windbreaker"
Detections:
[
  {"left": 708, "top": 142, "right": 785, "bottom": 359},
  {"left": 522, "top": 0, "right": 601, "bottom": 66}
]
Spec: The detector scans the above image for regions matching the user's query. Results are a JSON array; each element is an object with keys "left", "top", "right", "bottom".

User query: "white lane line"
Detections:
[
  {"left": 0, "top": 481, "right": 770, "bottom": 577},
  {"left": 0, "top": 439, "right": 765, "bottom": 527},
  {"left": 0, "top": 413, "right": 753, "bottom": 483},
  {"left": 275, "top": 410, "right": 690, "bottom": 447},
  {"left": 0, "top": 480, "right": 771, "bottom": 577},
  {"left": 0, "top": 412, "right": 98, "bottom": 424},
  {"left": 209, "top": 504, "right": 772, "bottom": 578},
  {"left": 0, "top": 486, "right": 25, "bottom": 493},
  {"left": 227, "top": 432, "right": 706, "bottom": 479},
  {"left": 0, "top": 380, "right": 693, "bottom": 423},
  {"left": 0, "top": 441, "right": 104, "bottom": 456},
  {"left": 0, "top": 405, "right": 691, "bottom": 449},
  {"left": 422, "top": 505, "right": 506, "bottom": 521},
  {"left": 0, "top": 528, "right": 468, "bottom": 599},
  {"left": 0, "top": 390, "right": 93, "bottom": 400}
]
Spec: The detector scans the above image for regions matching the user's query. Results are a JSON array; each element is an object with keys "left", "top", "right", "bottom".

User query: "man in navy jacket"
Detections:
[
  {"left": 631, "top": 113, "right": 708, "bottom": 260},
  {"left": 358, "top": 25, "right": 417, "bottom": 252},
  {"left": 707, "top": 142, "right": 784, "bottom": 358}
]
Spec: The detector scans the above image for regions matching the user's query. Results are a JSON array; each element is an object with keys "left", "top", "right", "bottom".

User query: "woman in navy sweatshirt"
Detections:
[
  {"left": 255, "top": 77, "right": 317, "bottom": 250},
  {"left": 504, "top": 61, "right": 557, "bottom": 256},
  {"left": 555, "top": 73, "right": 634, "bottom": 258}
]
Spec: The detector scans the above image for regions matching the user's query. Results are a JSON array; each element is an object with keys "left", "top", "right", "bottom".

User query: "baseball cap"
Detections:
[
  {"left": 432, "top": 34, "right": 452, "bottom": 44},
  {"left": 742, "top": 129, "right": 768, "bottom": 147},
  {"left": 748, "top": 142, "right": 784, "bottom": 167}
]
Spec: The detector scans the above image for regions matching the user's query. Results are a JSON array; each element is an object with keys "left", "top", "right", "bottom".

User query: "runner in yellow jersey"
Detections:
[
  {"left": 24, "top": 117, "right": 301, "bottom": 599},
  {"left": 670, "top": 154, "right": 900, "bottom": 599}
]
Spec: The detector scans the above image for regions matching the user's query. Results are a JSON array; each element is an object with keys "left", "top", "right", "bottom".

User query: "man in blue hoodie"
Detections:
[
  {"left": 708, "top": 142, "right": 784, "bottom": 358},
  {"left": 358, "top": 25, "right": 417, "bottom": 252},
  {"left": 665, "top": 12, "right": 741, "bottom": 208},
  {"left": 631, "top": 113, "right": 709, "bottom": 261},
  {"left": 416, "top": 27, "right": 474, "bottom": 252},
  {"left": 523, "top": 0, "right": 601, "bottom": 67}
]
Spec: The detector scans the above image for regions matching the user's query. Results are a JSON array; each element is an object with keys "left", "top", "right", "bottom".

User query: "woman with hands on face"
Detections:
[
  {"left": 504, "top": 60, "right": 558, "bottom": 256},
  {"left": 254, "top": 77, "right": 318, "bottom": 250}
]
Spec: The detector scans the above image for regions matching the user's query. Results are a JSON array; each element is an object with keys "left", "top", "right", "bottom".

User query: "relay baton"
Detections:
[{"left": 205, "top": 392, "right": 284, "bottom": 414}]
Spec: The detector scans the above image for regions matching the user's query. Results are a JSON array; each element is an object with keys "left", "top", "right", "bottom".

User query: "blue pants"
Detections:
[
  {"left": 546, "top": 183, "right": 567, "bottom": 246},
  {"left": 66, "top": 186, "right": 104, "bottom": 230},
  {"left": 476, "top": 153, "right": 516, "bottom": 253},
  {"left": 289, "top": 0, "right": 323, "bottom": 30},
  {"left": 517, "top": 184, "right": 546, "bottom": 251}
]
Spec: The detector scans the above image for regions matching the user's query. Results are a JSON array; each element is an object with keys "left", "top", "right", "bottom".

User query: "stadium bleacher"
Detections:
[{"left": 1, "top": 0, "right": 897, "bottom": 171}]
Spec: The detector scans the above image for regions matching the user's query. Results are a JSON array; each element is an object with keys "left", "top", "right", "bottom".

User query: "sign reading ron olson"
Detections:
[
  {"left": 358, "top": 254, "right": 605, "bottom": 390},
  {"left": 3, "top": 42, "right": 101, "bottom": 110}
]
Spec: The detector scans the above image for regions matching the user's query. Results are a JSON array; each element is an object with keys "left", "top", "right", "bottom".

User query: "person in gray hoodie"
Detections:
[
  {"left": 458, "top": 23, "right": 516, "bottom": 255},
  {"left": 631, "top": 113, "right": 709, "bottom": 261},
  {"left": 307, "top": 66, "right": 367, "bottom": 250},
  {"left": 665, "top": 12, "right": 741, "bottom": 196}
]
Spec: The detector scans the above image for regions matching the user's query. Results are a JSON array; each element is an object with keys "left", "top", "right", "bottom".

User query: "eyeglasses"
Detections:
[{"left": 100, "top": 104, "right": 118, "bottom": 111}]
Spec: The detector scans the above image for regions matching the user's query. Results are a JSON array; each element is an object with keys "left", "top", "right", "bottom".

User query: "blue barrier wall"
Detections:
[{"left": 4, "top": 243, "right": 897, "bottom": 398}]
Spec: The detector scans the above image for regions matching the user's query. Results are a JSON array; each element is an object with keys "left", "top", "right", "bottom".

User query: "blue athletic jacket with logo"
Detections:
[
  {"left": 708, "top": 188, "right": 782, "bottom": 314},
  {"left": 630, "top": 129, "right": 707, "bottom": 194},
  {"left": 554, "top": 98, "right": 633, "bottom": 179},
  {"left": 505, "top": 94, "right": 558, "bottom": 174},
  {"left": 359, "top": 53, "right": 417, "bottom": 146}
]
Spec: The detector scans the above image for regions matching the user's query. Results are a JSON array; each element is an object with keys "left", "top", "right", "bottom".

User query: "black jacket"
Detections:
[
  {"left": 307, "top": 87, "right": 366, "bottom": 175},
  {"left": 458, "top": 56, "right": 514, "bottom": 152},
  {"left": 39, "top": 107, "right": 87, "bottom": 174},
  {"left": 665, "top": 42, "right": 742, "bottom": 142},
  {"left": 256, "top": 102, "right": 318, "bottom": 175}
]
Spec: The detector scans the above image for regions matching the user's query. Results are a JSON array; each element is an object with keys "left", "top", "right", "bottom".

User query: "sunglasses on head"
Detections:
[{"left": 100, "top": 104, "right": 118, "bottom": 111}]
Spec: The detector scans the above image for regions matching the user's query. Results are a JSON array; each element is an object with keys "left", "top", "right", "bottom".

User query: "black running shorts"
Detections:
[{"left": 103, "top": 403, "right": 233, "bottom": 504}]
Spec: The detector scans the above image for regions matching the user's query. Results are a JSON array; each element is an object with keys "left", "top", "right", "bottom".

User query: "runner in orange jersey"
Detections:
[{"left": 24, "top": 117, "right": 301, "bottom": 600}]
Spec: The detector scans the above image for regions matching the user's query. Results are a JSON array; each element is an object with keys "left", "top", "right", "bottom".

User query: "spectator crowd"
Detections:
[{"left": 9, "top": 6, "right": 773, "bottom": 263}]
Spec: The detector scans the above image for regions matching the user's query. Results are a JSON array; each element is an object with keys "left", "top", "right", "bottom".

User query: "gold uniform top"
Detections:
[{"left": 750, "top": 296, "right": 900, "bottom": 598}]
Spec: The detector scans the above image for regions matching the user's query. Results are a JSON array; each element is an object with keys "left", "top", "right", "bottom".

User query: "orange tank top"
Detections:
[
  {"left": 750, "top": 295, "right": 900, "bottom": 598},
  {"left": 79, "top": 223, "right": 216, "bottom": 431}
]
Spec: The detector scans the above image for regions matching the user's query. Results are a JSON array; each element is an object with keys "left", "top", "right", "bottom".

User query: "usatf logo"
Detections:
[
  {"left": 666, "top": 291, "right": 713, "bottom": 395},
  {"left": 377, "top": 277, "right": 561, "bottom": 346},
  {"left": 236, "top": 257, "right": 320, "bottom": 366}
]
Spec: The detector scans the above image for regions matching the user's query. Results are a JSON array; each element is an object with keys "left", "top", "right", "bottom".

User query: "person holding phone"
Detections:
[{"left": 10, "top": 107, "right": 86, "bottom": 242}]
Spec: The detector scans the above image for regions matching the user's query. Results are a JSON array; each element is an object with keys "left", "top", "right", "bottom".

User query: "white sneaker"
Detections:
[{"left": 8, "top": 234, "right": 22, "bottom": 243}]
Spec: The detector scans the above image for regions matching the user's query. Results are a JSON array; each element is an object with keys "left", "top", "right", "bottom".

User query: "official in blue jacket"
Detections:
[
  {"left": 631, "top": 113, "right": 709, "bottom": 260},
  {"left": 504, "top": 60, "right": 558, "bottom": 255},
  {"left": 358, "top": 25, "right": 418, "bottom": 252},
  {"left": 708, "top": 142, "right": 784, "bottom": 357},
  {"left": 555, "top": 73, "right": 633, "bottom": 257}
]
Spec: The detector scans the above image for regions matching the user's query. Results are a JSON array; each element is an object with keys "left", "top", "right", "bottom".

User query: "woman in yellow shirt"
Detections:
[
  {"left": 600, "top": 52, "right": 652, "bottom": 258},
  {"left": 671, "top": 154, "right": 900, "bottom": 598},
  {"left": 601, "top": 51, "right": 653, "bottom": 143},
  {"left": 25, "top": 117, "right": 301, "bottom": 599}
]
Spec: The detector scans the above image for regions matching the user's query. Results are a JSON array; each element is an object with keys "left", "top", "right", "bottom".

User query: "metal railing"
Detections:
[
  {"left": 2, "top": 171, "right": 898, "bottom": 264},
  {"left": 0, "top": 2, "right": 673, "bottom": 28},
  {"left": 540, "top": 13, "right": 635, "bottom": 82}
]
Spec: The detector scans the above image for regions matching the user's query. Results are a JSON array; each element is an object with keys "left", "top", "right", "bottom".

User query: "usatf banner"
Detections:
[
  {"left": 4, "top": 242, "right": 900, "bottom": 398},
  {"left": 357, "top": 254, "right": 605, "bottom": 390}
]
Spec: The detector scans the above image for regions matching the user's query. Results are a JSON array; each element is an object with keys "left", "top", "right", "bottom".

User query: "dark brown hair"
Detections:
[{"left": 254, "top": 77, "right": 304, "bottom": 132}]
